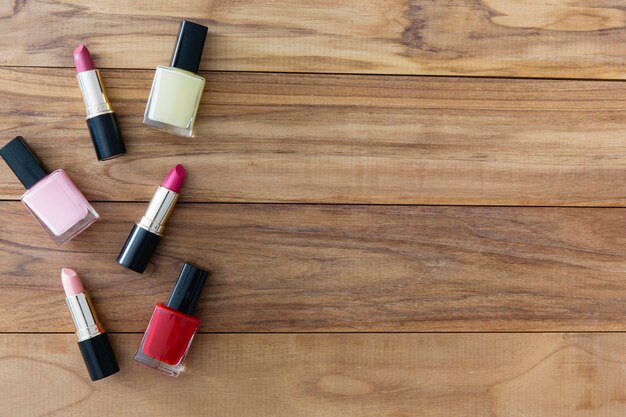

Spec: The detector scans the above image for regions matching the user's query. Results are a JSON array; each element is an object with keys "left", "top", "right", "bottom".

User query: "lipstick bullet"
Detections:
[
  {"left": 62, "top": 268, "right": 119, "bottom": 381},
  {"left": 74, "top": 44, "right": 126, "bottom": 161},
  {"left": 117, "top": 164, "right": 186, "bottom": 273}
]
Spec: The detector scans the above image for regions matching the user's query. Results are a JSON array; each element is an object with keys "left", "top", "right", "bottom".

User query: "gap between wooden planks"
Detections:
[
  {"left": 2, "top": 333, "right": 626, "bottom": 417},
  {"left": 1, "top": 68, "right": 626, "bottom": 205},
  {"left": 3, "top": 2, "right": 626, "bottom": 416},
  {"left": 3, "top": 1, "right": 626, "bottom": 79},
  {"left": 1, "top": 202, "right": 625, "bottom": 333}
]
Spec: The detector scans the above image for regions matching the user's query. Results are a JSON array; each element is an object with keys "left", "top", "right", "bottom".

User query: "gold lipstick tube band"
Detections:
[
  {"left": 138, "top": 186, "right": 180, "bottom": 236},
  {"left": 66, "top": 293, "right": 104, "bottom": 342},
  {"left": 76, "top": 69, "right": 113, "bottom": 118}
]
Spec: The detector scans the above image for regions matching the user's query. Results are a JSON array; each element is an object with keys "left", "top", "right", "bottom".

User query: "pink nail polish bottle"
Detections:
[{"left": 0, "top": 136, "right": 99, "bottom": 245}]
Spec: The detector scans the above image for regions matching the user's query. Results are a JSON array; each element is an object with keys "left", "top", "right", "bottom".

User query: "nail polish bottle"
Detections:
[
  {"left": 143, "top": 20, "right": 208, "bottom": 137},
  {"left": 135, "top": 262, "right": 209, "bottom": 377},
  {"left": 0, "top": 136, "right": 99, "bottom": 245}
]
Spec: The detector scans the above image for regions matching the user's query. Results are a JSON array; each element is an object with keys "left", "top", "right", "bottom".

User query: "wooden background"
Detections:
[{"left": 2, "top": 1, "right": 626, "bottom": 415}]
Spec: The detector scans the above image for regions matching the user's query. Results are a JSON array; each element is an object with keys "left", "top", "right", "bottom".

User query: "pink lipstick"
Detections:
[
  {"left": 73, "top": 44, "right": 96, "bottom": 72},
  {"left": 74, "top": 44, "right": 126, "bottom": 161},
  {"left": 62, "top": 268, "right": 119, "bottom": 381},
  {"left": 117, "top": 165, "right": 187, "bottom": 273}
]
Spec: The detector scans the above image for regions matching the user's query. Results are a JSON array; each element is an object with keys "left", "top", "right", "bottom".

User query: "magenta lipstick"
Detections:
[
  {"left": 117, "top": 164, "right": 186, "bottom": 273},
  {"left": 74, "top": 44, "right": 126, "bottom": 161},
  {"left": 62, "top": 268, "right": 119, "bottom": 381}
]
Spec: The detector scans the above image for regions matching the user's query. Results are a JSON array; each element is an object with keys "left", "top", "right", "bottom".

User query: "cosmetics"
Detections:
[
  {"left": 117, "top": 164, "right": 186, "bottom": 273},
  {"left": 143, "top": 20, "right": 208, "bottom": 137},
  {"left": 0, "top": 136, "right": 99, "bottom": 245},
  {"left": 135, "top": 262, "right": 208, "bottom": 376},
  {"left": 74, "top": 44, "right": 126, "bottom": 161},
  {"left": 62, "top": 268, "right": 119, "bottom": 381}
]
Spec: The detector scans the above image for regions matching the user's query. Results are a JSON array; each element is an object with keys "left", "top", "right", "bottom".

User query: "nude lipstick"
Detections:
[
  {"left": 117, "top": 164, "right": 186, "bottom": 273},
  {"left": 62, "top": 268, "right": 119, "bottom": 381},
  {"left": 74, "top": 44, "right": 126, "bottom": 161}
]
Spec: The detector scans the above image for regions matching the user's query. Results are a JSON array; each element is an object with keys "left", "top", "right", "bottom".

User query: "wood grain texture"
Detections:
[
  {"left": 2, "top": 68, "right": 626, "bottom": 205},
  {"left": 2, "top": 202, "right": 626, "bottom": 333},
  {"left": 4, "top": 0, "right": 626, "bottom": 413},
  {"left": 3, "top": 1, "right": 626, "bottom": 78},
  {"left": 2, "top": 333, "right": 626, "bottom": 417}
]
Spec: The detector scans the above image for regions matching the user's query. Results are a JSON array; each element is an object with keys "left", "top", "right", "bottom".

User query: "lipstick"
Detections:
[
  {"left": 117, "top": 164, "right": 186, "bottom": 273},
  {"left": 62, "top": 268, "right": 119, "bottom": 381},
  {"left": 74, "top": 44, "right": 126, "bottom": 161}
]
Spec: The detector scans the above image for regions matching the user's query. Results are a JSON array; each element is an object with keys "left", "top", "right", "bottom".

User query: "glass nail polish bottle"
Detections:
[
  {"left": 0, "top": 136, "right": 99, "bottom": 245},
  {"left": 135, "top": 262, "right": 209, "bottom": 377},
  {"left": 143, "top": 20, "right": 208, "bottom": 137}
]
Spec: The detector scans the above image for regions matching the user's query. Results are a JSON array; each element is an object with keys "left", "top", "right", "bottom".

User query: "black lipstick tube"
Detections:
[
  {"left": 65, "top": 289, "right": 119, "bottom": 381},
  {"left": 76, "top": 69, "right": 126, "bottom": 160}
]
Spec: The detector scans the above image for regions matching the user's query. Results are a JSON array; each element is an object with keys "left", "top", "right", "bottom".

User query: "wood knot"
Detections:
[
  {"left": 316, "top": 374, "right": 375, "bottom": 396},
  {"left": 484, "top": 0, "right": 626, "bottom": 32}
]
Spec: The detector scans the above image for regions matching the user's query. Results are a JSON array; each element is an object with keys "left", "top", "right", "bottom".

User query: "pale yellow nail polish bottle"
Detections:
[{"left": 144, "top": 20, "right": 208, "bottom": 137}]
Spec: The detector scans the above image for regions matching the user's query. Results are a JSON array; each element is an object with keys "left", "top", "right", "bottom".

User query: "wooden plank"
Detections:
[
  {"left": 2, "top": 333, "right": 626, "bottom": 416},
  {"left": 3, "top": 1, "right": 626, "bottom": 79},
  {"left": 2, "top": 202, "right": 626, "bottom": 333},
  {"left": 2, "top": 68, "right": 626, "bottom": 205}
]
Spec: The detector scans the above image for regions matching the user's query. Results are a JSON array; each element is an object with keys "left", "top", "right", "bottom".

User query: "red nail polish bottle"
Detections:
[{"left": 135, "top": 262, "right": 209, "bottom": 376}]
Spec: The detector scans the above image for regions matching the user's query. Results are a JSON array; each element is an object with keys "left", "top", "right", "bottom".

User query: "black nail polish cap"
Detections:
[
  {"left": 0, "top": 136, "right": 49, "bottom": 189},
  {"left": 166, "top": 262, "right": 209, "bottom": 316},
  {"left": 170, "top": 20, "right": 208, "bottom": 74}
]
